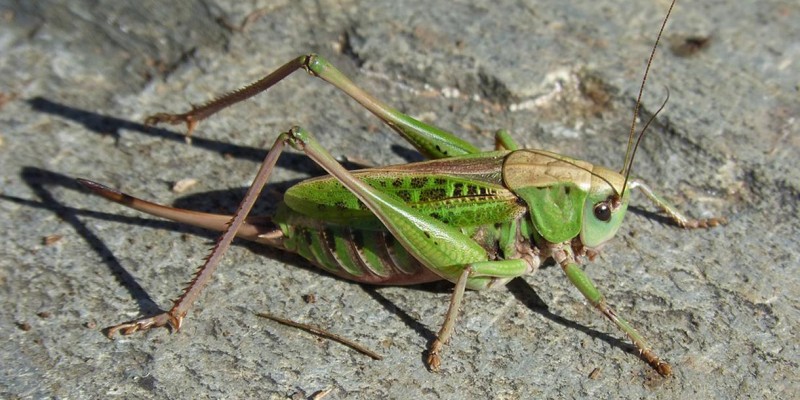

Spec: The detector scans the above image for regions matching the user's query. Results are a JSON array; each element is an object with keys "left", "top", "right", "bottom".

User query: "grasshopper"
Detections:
[{"left": 80, "top": 0, "right": 722, "bottom": 376}]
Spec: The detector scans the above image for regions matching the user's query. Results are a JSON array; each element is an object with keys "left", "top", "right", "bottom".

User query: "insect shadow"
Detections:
[
  {"left": 22, "top": 97, "right": 641, "bottom": 357},
  {"left": 6, "top": 167, "right": 164, "bottom": 316},
  {"left": 27, "top": 97, "right": 417, "bottom": 172}
]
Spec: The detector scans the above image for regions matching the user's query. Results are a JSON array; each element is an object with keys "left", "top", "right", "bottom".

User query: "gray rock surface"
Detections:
[{"left": 1, "top": 0, "right": 797, "bottom": 398}]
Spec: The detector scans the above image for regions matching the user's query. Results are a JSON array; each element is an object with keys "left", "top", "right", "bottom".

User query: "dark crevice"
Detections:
[
  {"left": 339, "top": 28, "right": 366, "bottom": 68},
  {"left": 477, "top": 68, "right": 514, "bottom": 106}
]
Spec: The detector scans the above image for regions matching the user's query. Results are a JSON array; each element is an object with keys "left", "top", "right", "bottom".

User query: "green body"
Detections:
[
  {"left": 87, "top": 40, "right": 719, "bottom": 375},
  {"left": 272, "top": 147, "right": 629, "bottom": 290}
]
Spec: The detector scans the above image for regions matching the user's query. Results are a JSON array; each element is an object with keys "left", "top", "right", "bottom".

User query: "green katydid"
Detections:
[{"left": 79, "top": 0, "right": 723, "bottom": 376}]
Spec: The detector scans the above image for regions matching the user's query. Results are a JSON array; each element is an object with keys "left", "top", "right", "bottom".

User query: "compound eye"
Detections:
[{"left": 593, "top": 202, "right": 612, "bottom": 222}]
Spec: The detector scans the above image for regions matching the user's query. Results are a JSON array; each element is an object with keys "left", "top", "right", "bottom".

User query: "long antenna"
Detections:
[
  {"left": 623, "top": 89, "right": 670, "bottom": 195},
  {"left": 619, "top": 0, "right": 676, "bottom": 198}
]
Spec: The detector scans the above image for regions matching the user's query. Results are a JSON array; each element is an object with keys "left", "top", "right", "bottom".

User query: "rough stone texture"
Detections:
[{"left": 1, "top": 0, "right": 797, "bottom": 398}]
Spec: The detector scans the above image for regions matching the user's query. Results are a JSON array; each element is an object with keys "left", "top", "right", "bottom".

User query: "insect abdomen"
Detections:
[{"left": 276, "top": 208, "right": 441, "bottom": 284}]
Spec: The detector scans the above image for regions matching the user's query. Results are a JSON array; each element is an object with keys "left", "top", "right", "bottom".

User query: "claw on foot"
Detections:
[
  {"left": 426, "top": 353, "right": 441, "bottom": 372},
  {"left": 144, "top": 112, "right": 198, "bottom": 139},
  {"left": 655, "top": 361, "right": 673, "bottom": 377},
  {"left": 680, "top": 216, "right": 727, "bottom": 229},
  {"left": 426, "top": 339, "right": 443, "bottom": 372},
  {"left": 104, "top": 312, "right": 182, "bottom": 339},
  {"left": 641, "top": 348, "right": 673, "bottom": 377}
]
